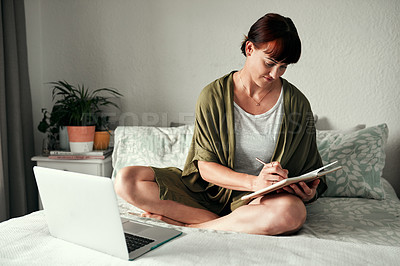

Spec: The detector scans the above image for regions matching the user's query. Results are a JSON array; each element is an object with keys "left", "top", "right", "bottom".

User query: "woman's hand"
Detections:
[
  {"left": 281, "top": 179, "right": 320, "bottom": 203},
  {"left": 252, "top": 161, "right": 288, "bottom": 192}
]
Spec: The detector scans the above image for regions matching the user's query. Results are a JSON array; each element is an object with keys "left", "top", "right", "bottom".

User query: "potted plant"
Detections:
[
  {"left": 48, "top": 103, "right": 71, "bottom": 150},
  {"left": 93, "top": 114, "right": 111, "bottom": 150},
  {"left": 49, "top": 80, "right": 122, "bottom": 153},
  {"left": 37, "top": 108, "right": 59, "bottom": 155}
]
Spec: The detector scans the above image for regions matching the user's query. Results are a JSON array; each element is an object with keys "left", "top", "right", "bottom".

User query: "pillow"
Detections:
[
  {"left": 112, "top": 125, "right": 194, "bottom": 179},
  {"left": 317, "top": 124, "right": 388, "bottom": 199},
  {"left": 318, "top": 124, "right": 366, "bottom": 134}
]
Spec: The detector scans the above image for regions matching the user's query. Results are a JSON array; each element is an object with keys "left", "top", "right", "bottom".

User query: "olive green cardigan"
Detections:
[{"left": 178, "top": 72, "right": 327, "bottom": 212}]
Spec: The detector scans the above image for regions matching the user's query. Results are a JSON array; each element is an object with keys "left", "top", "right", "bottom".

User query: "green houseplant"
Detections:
[
  {"left": 50, "top": 80, "right": 122, "bottom": 126},
  {"left": 40, "top": 80, "right": 122, "bottom": 152}
]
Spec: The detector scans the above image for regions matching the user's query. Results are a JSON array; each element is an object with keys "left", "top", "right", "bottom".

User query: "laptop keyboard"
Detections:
[{"left": 124, "top": 233, "right": 155, "bottom": 253}]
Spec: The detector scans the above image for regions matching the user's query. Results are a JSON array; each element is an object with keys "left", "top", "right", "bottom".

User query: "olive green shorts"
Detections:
[{"left": 151, "top": 166, "right": 251, "bottom": 215}]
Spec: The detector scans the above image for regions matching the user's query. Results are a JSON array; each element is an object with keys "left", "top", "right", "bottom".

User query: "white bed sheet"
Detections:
[
  {"left": 118, "top": 178, "right": 400, "bottom": 246},
  {"left": 1, "top": 179, "right": 399, "bottom": 265},
  {"left": 0, "top": 213, "right": 399, "bottom": 266}
]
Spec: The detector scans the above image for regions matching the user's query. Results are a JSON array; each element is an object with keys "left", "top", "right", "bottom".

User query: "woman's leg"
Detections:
[
  {"left": 114, "top": 166, "right": 219, "bottom": 224},
  {"left": 187, "top": 193, "right": 307, "bottom": 235},
  {"left": 115, "top": 166, "right": 306, "bottom": 235}
]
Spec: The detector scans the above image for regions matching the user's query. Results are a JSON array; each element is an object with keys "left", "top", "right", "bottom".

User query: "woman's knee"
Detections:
[
  {"left": 114, "top": 166, "right": 154, "bottom": 196},
  {"left": 277, "top": 195, "right": 307, "bottom": 234},
  {"left": 256, "top": 194, "right": 306, "bottom": 235}
]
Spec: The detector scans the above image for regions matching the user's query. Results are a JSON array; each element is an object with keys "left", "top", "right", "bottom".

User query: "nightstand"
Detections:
[
  {"left": 31, "top": 156, "right": 113, "bottom": 209},
  {"left": 31, "top": 156, "right": 112, "bottom": 177}
]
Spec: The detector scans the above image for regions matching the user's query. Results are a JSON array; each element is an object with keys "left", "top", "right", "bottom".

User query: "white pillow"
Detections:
[{"left": 112, "top": 125, "right": 194, "bottom": 179}]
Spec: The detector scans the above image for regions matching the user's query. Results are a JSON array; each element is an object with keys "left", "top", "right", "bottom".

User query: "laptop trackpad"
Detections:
[{"left": 123, "top": 221, "right": 152, "bottom": 234}]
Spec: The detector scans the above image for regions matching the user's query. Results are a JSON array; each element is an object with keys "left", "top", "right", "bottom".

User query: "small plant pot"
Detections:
[
  {"left": 59, "top": 126, "right": 70, "bottom": 150},
  {"left": 67, "top": 126, "right": 95, "bottom": 153},
  {"left": 93, "top": 131, "right": 110, "bottom": 150}
]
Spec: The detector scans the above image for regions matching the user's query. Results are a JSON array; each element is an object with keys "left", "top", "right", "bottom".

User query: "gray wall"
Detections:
[{"left": 25, "top": 0, "right": 400, "bottom": 195}]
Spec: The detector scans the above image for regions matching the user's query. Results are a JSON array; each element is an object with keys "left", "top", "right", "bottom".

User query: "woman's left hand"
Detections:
[{"left": 282, "top": 179, "right": 320, "bottom": 203}]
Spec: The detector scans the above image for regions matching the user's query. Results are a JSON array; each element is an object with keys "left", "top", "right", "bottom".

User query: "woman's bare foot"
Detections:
[{"left": 141, "top": 211, "right": 187, "bottom": 226}]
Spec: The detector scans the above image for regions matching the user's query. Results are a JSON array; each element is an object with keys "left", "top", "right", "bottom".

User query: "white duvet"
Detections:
[{"left": 1, "top": 179, "right": 399, "bottom": 265}]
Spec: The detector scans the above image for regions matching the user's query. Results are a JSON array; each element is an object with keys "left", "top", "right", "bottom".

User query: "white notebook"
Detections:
[{"left": 241, "top": 161, "right": 341, "bottom": 201}]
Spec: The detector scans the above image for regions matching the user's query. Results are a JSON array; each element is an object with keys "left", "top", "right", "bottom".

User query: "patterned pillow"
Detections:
[
  {"left": 112, "top": 125, "right": 194, "bottom": 179},
  {"left": 317, "top": 124, "right": 388, "bottom": 199}
]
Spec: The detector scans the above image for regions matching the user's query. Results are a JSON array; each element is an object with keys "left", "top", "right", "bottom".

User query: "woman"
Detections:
[{"left": 114, "top": 13, "right": 327, "bottom": 235}]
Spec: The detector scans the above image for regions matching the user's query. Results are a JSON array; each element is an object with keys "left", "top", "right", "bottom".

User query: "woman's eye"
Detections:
[
  {"left": 265, "top": 59, "right": 288, "bottom": 70},
  {"left": 265, "top": 62, "right": 275, "bottom": 67}
]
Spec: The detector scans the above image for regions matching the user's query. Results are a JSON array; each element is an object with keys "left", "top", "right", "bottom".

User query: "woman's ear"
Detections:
[{"left": 245, "top": 41, "right": 254, "bottom": 56}]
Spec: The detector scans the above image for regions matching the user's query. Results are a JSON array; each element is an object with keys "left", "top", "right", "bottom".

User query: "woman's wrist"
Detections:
[{"left": 246, "top": 174, "right": 258, "bottom": 192}]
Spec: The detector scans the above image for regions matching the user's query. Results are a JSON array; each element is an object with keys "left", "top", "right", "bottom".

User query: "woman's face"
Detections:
[{"left": 246, "top": 42, "right": 288, "bottom": 86}]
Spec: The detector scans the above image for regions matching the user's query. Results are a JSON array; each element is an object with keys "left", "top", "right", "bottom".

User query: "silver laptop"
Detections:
[{"left": 33, "top": 166, "right": 182, "bottom": 260}]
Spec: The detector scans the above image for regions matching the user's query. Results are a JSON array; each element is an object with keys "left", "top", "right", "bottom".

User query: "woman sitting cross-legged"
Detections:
[{"left": 114, "top": 13, "right": 327, "bottom": 235}]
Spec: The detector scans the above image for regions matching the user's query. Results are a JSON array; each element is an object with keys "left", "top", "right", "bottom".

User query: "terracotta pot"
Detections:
[
  {"left": 67, "top": 126, "right": 95, "bottom": 153},
  {"left": 93, "top": 131, "right": 110, "bottom": 150}
]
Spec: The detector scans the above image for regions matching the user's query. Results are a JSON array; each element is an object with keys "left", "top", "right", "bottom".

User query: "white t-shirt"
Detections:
[{"left": 233, "top": 87, "right": 284, "bottom": 176}]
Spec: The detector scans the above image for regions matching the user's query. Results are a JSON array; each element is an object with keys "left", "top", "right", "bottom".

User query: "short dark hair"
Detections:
[{"left": 241, "top": 13, "right": 301, "bottom": 64}]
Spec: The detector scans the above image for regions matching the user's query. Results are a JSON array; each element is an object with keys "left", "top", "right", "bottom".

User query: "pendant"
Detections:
[{"left": 256, "top": 103, "right": 260, "bottom": 106}]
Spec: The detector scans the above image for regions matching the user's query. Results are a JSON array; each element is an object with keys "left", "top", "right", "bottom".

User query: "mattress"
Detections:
[{"left": 1, "top": 178, "right": 399, "bottom": 265}]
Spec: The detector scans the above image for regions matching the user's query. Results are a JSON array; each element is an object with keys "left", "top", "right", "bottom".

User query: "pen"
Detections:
[
  {"left": 255, "top": 157, "right": 268, "bottom": 165},
  {"left": 255, "top": 157, "right": 279, "bottom": 182}
]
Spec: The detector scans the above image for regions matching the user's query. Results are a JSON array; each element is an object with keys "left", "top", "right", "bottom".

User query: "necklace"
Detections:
[{"left": 239, "top": 72, "right": 273, "bottom": 106}]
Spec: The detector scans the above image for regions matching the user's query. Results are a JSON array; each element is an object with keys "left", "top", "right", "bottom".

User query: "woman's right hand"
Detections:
[{"left": 252, "top": 161, "right": 289, "bottom": 191}]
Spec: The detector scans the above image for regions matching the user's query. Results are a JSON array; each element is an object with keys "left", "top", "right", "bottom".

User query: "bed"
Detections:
[{"left": 1, "top": 123, "right": 399, "bottom": 265}]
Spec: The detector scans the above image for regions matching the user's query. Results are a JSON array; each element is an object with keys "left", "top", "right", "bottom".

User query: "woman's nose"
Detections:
[
  {"left": 269, "top": 66, "right": 279, "bottom": 79},
  {"left": 270, "top": 65, "right": 285, "bottom": 79}
]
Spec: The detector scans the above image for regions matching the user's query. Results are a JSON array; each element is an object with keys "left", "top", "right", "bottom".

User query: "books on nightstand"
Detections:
[{"left": 48, "top": 147, "right": 113, "bottom": 160}]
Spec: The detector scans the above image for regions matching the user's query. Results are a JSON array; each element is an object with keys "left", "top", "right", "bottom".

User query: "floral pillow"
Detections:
[
  {"left": 112, "top": 125, "right": 194, "bottom": 179},
  {"left": 317, "top": 124, "right": 388, "bottom": 199}
]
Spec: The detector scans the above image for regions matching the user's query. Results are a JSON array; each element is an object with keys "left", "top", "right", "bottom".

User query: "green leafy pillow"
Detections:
[{"left": 317, "top": 124, "right": 388, "bottom": 199}]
